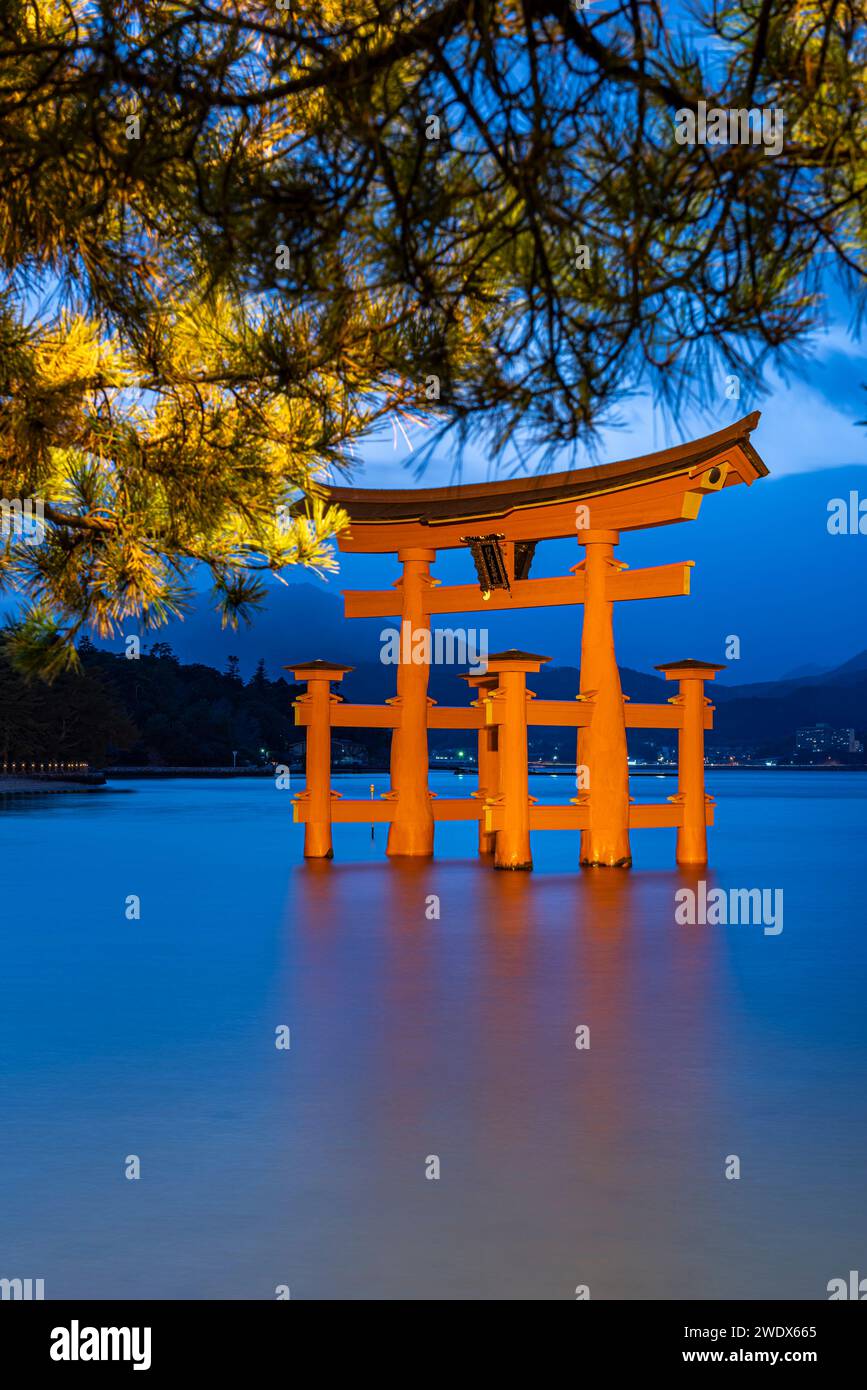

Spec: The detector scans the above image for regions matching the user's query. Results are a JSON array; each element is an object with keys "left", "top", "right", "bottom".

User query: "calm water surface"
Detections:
[{"left": 1, "top": 771, "right": 865, "bottom": 1299}]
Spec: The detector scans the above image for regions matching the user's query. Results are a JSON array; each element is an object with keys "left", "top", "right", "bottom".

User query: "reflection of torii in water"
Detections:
[{"left": 289, "top": 414, "right": 768, "bottom": 871}]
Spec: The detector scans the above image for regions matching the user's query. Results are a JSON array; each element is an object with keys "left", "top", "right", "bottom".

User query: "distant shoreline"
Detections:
[
  {"left": 3, "top": 765, "right": 864, "bottom": 798},
  {"left": 101, "top": 764, "right": 865, "bottom": 777},
  {"left": 0, "top": 773, "right": 106, "bottom": 795}
]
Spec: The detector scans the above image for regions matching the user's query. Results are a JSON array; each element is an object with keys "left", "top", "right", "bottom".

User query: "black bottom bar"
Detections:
[{"left": 2, "top": 1299, "right": 863, "bottom": 1375}]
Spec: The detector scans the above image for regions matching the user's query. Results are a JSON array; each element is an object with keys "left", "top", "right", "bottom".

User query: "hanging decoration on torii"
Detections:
[{"left": 288, "top": 414, "right": 768, "bottom": 870}]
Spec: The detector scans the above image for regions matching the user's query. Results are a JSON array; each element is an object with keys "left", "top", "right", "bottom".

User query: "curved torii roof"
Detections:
[{"left": 319, "top": 413, "right": 768, "bottom": 553}]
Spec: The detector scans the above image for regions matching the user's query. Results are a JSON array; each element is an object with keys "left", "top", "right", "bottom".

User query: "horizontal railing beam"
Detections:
[
  {"left": 294, "top": 797, "right": 715, "bottom": 830},
  {"left": 427, "top": 706, "right": 485, "bottom": 730},
  {"left": 328, "top": 704, "right": 401, "bottom": 729},
  {"left": 624, "top": 703, "right": 713, "bottom": 730},
  {"left": 609, "top": 561, "right": 693, "bottom": 601},
  {"left": 526, "top": 700, "right": 593, "bottom": 728},
  {"left": 294, "top": 797, "right": 486, "bottom": 824},
  {"left": 342, "top": 562, "right": 692, "bottom": 619},
  {"left": 628, "top": 803, "right": 682, "bottom": 829},
  {"left": 432, "top": 798, "right": 483, "bottom": 821},
  {"left": 529, "top": 804, "right": 590, "bottom": 830},
  {"left": 293, "top": 798, "right": 395, "bottom": 823},
  {"left": 297, "top": 696, "right": 712, "bottom": 732}
]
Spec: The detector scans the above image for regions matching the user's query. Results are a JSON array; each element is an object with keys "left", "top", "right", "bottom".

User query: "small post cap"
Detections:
[
  {"left": 484, "top": 650, "right": 551, "bottom": 674},
  {"left": 285, "top": 659, "right": 354, "bottom": 680},
  {"left": 655, "top": 659, "right": 725, "bottom": 680}
]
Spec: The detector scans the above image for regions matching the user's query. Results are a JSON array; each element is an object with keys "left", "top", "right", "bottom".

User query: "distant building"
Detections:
[
  {"left": 332, "top": 739, "right": 368, "bottom": 767},
  {"left": 795, "top": 724, "right": 863, "bottom": 758},
  {"left": 288, "top": 739, "right": 369, "bottom": 767},
  {"left": 431, "top": 746, "right": 475, "bottom": 765},
  {"left": 706, "top": 744, "right": 758, "bottom": 765}
]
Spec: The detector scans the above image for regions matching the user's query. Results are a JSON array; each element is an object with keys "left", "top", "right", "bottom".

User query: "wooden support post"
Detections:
[
  {"left": 286, "top": 661, "right": 353, "bottom": 859},
  {"left": 576, "top": 530, "right": 631, "bottom": 867},
  {"left": 486, "top": 651, "right": 550, "bottom": 871},
  {"left": 387, "top": 548, "right": 436, "bottom": 857},
  {"left": 461, "top": 672, "right": 499, "bottom": 855},
  {"left": 656, "top": 660, "right": 724, "bottom": 865}
]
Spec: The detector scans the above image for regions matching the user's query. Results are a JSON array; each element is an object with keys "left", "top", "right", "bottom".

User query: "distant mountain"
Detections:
[
  {"left": 340, "top": 660, "right": 670, "bottom": 709},
  {"left": 830, "top": 648, "right": 867, "bottom": 677},
  {"left": 714, "top": 648, "right": 867, "bottom": 702},
  {"left": 779, "top": 661, "right": 828, "bottom": 680},
  {"left": 148, "top": 580, "right": 385, "bottom": 674},
  {"left": 710, "top": 675, "right": 867, "bottom": 747}
]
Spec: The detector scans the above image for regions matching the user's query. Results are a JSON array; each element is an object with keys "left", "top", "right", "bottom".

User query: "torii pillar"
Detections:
[
  {"left": 287, "top": 660, "right": 353, "bottom": 859},
  {"left": 461, "top": 670, "right": 500, "bottom": 856},
  {"left": 576, "top": 529, "right": 631, "bottom": 867},
  {"left": 486, "top": 650, "right": 549, "bottom": 870},
  {"left": 656, "top": 660, "right": 724, "bottom": 865},
  {"left": 386, "top": 547, "right": 436, "bottom": 856}
]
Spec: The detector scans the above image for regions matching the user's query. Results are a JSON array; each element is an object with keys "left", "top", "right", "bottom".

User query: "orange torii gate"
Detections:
[{"left": 290, "top": 414, "right": 768, "bottom": 869}]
